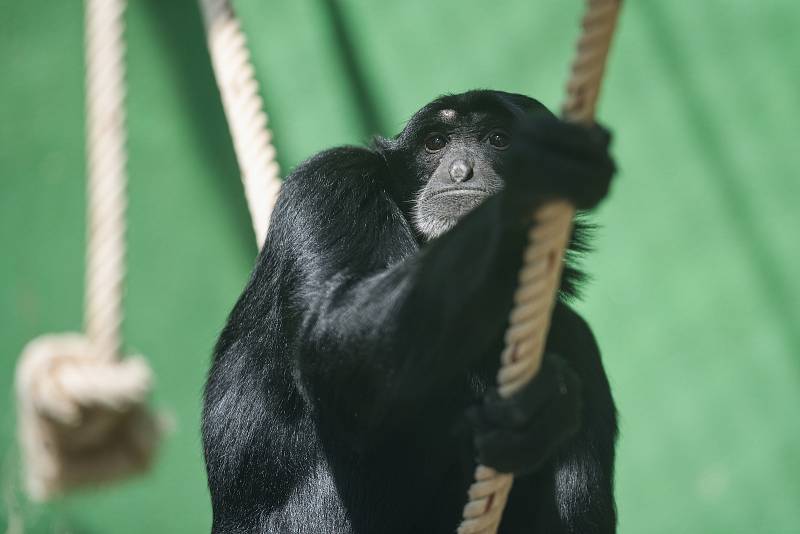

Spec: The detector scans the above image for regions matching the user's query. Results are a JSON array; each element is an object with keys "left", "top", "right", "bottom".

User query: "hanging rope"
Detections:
[
  {"left": 84, "top": 0, "right": 127, "bottom": 364},
  {"left": 199, "top": 0, "right": 282, "bottom": 248},
  {"left": 15, "top": 0, "right": 159, "bottom": 501},
  {"left": 458, "top": 1, "right": 623, "bottom": 532}
]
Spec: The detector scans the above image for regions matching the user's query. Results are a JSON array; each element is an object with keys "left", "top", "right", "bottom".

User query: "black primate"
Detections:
[{"left": 203, "top": 90, "right": 618, "bottom": 533}]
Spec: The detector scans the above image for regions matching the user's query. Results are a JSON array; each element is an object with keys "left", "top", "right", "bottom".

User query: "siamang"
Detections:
[{"left": 203, "top": 90, "right": 618, "bottom": 533}]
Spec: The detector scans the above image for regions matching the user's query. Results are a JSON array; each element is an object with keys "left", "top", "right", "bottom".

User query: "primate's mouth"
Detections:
[{"left": 428, "top": 188, "right": 489, "bottom": 200}]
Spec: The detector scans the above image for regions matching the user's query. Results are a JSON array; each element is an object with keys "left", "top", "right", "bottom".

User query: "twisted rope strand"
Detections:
[
  {"left": 84, "top": 0, "right": 128, "bottom": 363},
  {"left": 16, "top": 0, "right": 162, "bottom": 500},
  {"left": 459, "top": 1, "right": 622, "bottom": 532},
  {"left": 199, "top": 0, "right": 282, "bottom": 248}
]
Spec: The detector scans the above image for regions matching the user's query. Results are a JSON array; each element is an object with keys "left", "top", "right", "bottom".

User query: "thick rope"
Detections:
[
  {"left": 15, "top": 0, "right": 159, "bottom": 500},
  {"left": 458, "top": 1, "right": 622, "bottom": 532},
  {"left": 199, "top": 0, "right": 282, "bottom": 248},
  {"left": 84, "top": 0, "right": 128, "bottom": 363}
]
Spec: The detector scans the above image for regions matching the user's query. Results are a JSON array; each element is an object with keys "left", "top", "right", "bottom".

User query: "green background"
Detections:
[{"left": 2, "top": 1, "right": 798, "bottom": 532}]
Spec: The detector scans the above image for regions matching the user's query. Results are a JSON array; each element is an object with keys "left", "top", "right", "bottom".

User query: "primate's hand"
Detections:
[
  {"left": 467, "top": 352, "right": 582, "bottom": 475},
  {"left": 504, "top": 114, "right": 616, "bottom": 217}
]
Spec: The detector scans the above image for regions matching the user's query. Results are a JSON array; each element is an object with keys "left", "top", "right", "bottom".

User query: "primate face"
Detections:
[
  {"left": 409, "top": 108, "right": 511, "bottom": 239},
  {"left": 388, "top": 92, "right": 549, "bottom": 240}
]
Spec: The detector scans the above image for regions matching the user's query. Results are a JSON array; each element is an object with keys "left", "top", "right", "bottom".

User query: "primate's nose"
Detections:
[{"left": 449, "top": 159, "right": 473, "bottom": 183}]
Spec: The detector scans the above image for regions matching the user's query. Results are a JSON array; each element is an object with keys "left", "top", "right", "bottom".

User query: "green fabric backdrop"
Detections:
[{"left": 2, "top": 1, "right": 798, "bottom": 532}]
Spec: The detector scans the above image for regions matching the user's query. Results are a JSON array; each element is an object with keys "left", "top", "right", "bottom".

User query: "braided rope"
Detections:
[
  {"left": 14, "top": 0, "right": 159, "bottom": 500},
  {"left": 199, "top": 0, "right": 282, "bottom": 248},
  {"left": 84, "top": 0, "right": 128, "bottom": 363},
  {"left": 459, "top": 1, "right": 622, "bottom": 532}
]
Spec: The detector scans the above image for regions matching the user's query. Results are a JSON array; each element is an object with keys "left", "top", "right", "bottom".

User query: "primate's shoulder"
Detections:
[{"left": 284, "top": 146, "right": 386, "bottom": 185}]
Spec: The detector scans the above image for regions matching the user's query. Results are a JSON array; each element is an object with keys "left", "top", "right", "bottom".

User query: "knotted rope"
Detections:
[
  {"left": 199, "top": 0, "right": 282, "bottom": 248},
  {"left": 458, "top": 1, "right": 623, "bottom": 532},
  {"left": 16, "top": 0, "right": 158, "bottom": 500}
]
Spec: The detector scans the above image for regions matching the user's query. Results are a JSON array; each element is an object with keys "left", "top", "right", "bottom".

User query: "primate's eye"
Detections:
[
  {"left": 488, "top": 131, "right": 510, "bottom": 149},
  {"left": 424, "top": 134, "right": 448, "bottom": 152}
]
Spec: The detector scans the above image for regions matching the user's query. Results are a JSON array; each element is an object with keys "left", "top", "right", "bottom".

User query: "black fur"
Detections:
[{"left": 203, "top": 90, "right": 617, "bottom": 533}]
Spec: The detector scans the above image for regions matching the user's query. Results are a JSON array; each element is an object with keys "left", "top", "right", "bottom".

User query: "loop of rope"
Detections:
[
  {"left": 16, "top": 332, "right": 158, "bottom": 500},
  {"left": 459, "top": 1, "right": 622, "bottom": 532},
  {"left": 84, "top": 0, "right": 128, "bottom": 363},
  {"left": 199, "top": 0, "right": 282, "bottom": 248},
  {"left": 17, "top": 335, "right": 152, "bottom": 427}
]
